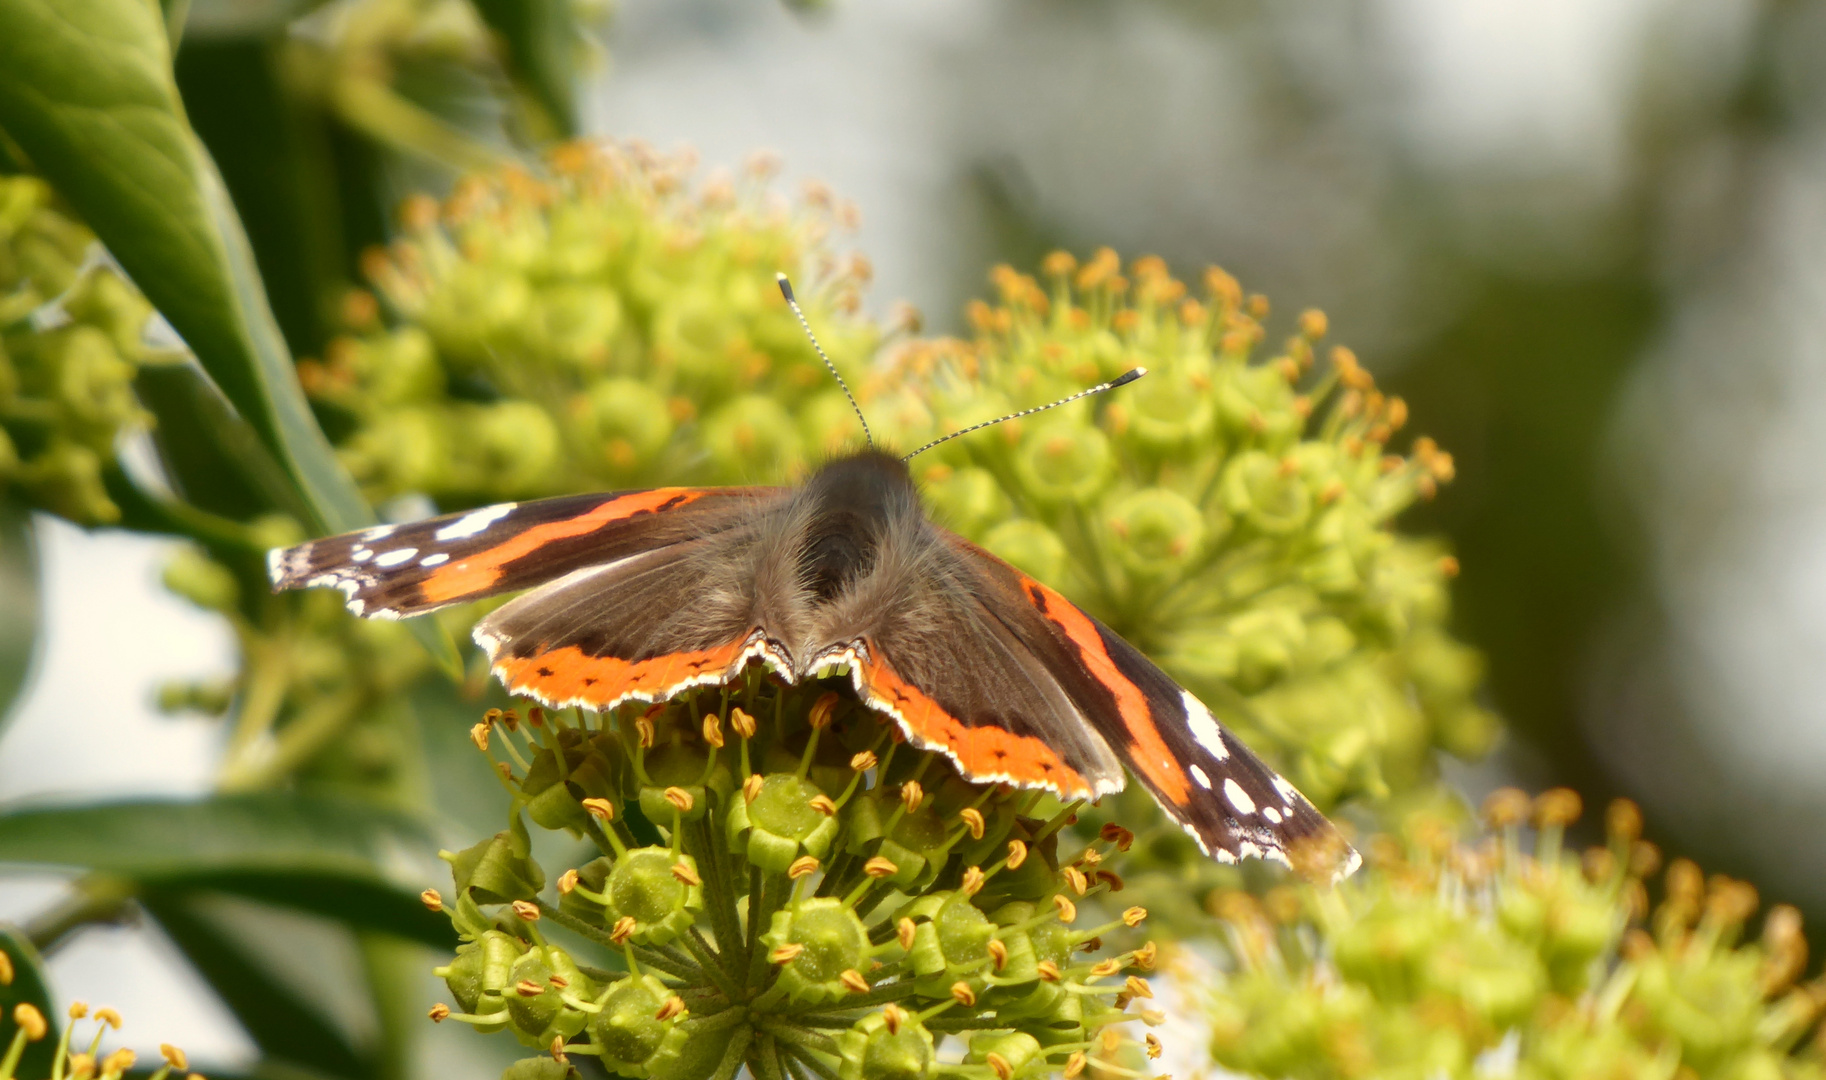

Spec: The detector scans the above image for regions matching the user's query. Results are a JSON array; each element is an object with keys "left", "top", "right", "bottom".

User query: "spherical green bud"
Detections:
[
  {"left": 350, "top": 329, "right": 445, "bottom": 407},
  {"left": 918, "top": 465, "right": 1012, "bottom": 537},
  {"left": 569, "top": 378, "right": 673, "bottom": 476},
  {"left": 763, "top": 897, "right": 873, "bottom": 1004},
  {"left": 419, "top": 265, "right": 534, "bottom": 362},
  {"left": 1215, "top": 364, "right": 1299, "bottom": 442},
  {"left": 61, "top": 269, "right": 151, "bottom": 358},
  {"left": 504, "top": 944, "right": 593, "bottom": 1045},
  {"left": 980, "top": 520, "right": 1068, "bottom": 585},
  {"left": 725, "top": 773, "right": 838, "bottom": 872},
  {"left": 440, "top": 929, "right": 523, "bottom": 1028},
  {"left": 522, "top": 283, "right": 622, "bottom": 372},
  {"left": 1420, "top": 925, "right": 1543, "bottom": 1029},
  {"left": 904, "top": 894, "right": 994, "bottom": 993},
  {"left": 1122, "top": 361, "right": 1217, "bottom": 449},
  {"left": 600, "top": 847, "right": 702, "bottom": 945},
  {"left": 589, "top": 973, "right": 689, "bottom": 1075},
  {"left": 501, "top": 1057, "right": 570, "bottom": 1080},
  {"left": 1222, "top": 450, "right": 1312, "bottom": 535},
  {"left": 965, "top": 1031, "right": 1044, "bottom": 1078},
  {"left": 461, "top": 401, "right": 564, "bottom": 497},
  {"left": 703, "top": 395, "right": 803, "bottom": 481},
  {"left": 1013, "top": 419, "right": 1112, "bottom": 505},
  {"left": 1103, "top": 486, "right": 1206, "bottom": 575},
  {"left": 339, "top": 407, "right": 449, "bottom": 497},
  {"left": 836, "top": 1009, "right": 936, "bottom": 1080},
  {"left": 650, "top": 288, "right": 743, "bottom": 391},
  {"left": 162, "top": 546, "right": 240, "bottom": 614}
]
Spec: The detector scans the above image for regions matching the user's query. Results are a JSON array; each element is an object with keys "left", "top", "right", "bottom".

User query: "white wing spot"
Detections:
[
  {"left": 1262, "top": 806, "right": 1283, "bottom": 824},
  {"left": 435, "top": 503, "right": 517, "bottom": 542},
  {"left": 360, "top": 524, "right": 397, "bottom": 542},
  {"left": 351, "top": 548, "right": 373, "bottom": 563},
  {"left": 1181, "top": 690, "right": 1229, "bottom": 760},
  {"left": 374, "top": 548, "right": 419, "bottom": 568},
  {"left": 420, "top": 553, "right": 450, "bottom": 568},
  {"left": 1190, "top": 764, "right": 1211, "bottom": 789},
  {"left": 1271, "top": 776, "right": 1299, "bottom": 806},
  {"left": 1224, "top": 778, "right": 1257, "bottom": 815}
]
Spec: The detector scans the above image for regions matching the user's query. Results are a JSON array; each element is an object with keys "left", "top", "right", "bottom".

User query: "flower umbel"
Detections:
[{"left": 432, "top": 678, "right": 1163, "bottom": 1080}]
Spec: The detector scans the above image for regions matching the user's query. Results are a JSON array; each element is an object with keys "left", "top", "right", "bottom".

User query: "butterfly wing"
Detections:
[
  {"left": 946, "top": 535, "right": 1358, "bottom": 877},
  {"left": 267, "top": 487, "right": 783, "bottom": 618}
]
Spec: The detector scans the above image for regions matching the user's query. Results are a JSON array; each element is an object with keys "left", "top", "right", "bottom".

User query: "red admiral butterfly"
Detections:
[{"left": 270, "top": 275, "right": 1357, "bottom": 878}]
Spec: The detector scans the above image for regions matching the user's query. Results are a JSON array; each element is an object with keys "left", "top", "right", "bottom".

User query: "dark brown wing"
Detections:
[
  {"left": 798, "top": 517, "right": 1127, "bottom": 801},
  {"left": 471, "top": 511, "right": 796, "bottom": 711},
  {"left": 267, "top": 487, "right": 783, "bottom": 619},
  {"left": 948, "top": 535, "right": 1359, "bottom": 877}
]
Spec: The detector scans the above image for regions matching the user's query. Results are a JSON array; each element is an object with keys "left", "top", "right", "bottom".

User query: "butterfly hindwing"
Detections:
[
  {"left": 267, "top": 487, "right": 782, "bottom": 619},
  {"left": 948, "top": 536, "right": 1356, "bottom": 875}
]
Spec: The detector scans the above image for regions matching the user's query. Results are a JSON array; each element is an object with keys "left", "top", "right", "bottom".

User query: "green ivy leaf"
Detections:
[
  {"left": 0, "top": 926, "right": 60, "bottom": 1079},
  {"left": 0, "top": 0, "right": 459, "bottom": 674},
  {"left": 0, "top": 795, "right": 456, "bottom": 948}
]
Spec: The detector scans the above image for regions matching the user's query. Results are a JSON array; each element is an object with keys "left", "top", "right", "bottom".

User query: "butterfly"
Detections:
[{"left": 269, "top": 277, "right": 1357, "bottom": 878}]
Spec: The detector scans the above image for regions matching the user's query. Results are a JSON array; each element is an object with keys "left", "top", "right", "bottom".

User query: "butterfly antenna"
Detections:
[
  {"left": 777, "top": 273, "right": 872, "bottom": 447},
  {"left": 901, "top": 367, "right": 1147, "bottom": 462}
]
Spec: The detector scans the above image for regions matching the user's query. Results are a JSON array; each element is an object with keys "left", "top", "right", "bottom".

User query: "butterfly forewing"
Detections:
[{"left": 267, "top": 487, "right": 782, "bottom": 619}]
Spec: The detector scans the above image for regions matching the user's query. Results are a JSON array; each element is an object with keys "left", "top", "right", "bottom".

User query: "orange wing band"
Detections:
[
  {"left": 863, "top": 655, "right": 1092, "bottom": 798},
  {"left": 1017, "top": 577, "right": 1191, "bottom": 806},
  {"left": 496, "top": 641, "right": 747, "bottom": 709},
  {"left": 421, "top": 489, "right": 708, "bottom": 605}
]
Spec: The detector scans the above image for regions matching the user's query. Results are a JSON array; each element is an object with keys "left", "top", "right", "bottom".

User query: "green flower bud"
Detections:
[
  {"left": 965, "top": 1031, "right": 1045, "bottom": 1078},
  {"left": 702, "top": 395, "right": 803, "bottom": 481},
  {"left": 460, "top": 401, "right": 564, "bottom": 498},
  {"left": 1103, "top": 486, "right": 1206, "bottom": 575},
  {"left": 522, "top": 283, "right": 622, "bottom": 372},
  {"left": 762, "top": 897, "right": 873, "bottom": 1004},
  {"left": 504, "top": 944, "right": 594, "bottom": 1045},
  {"left": 502, "top": 1057, "right": 571, "bottom": 1080},
  {"left": 836, "top": 1009, "right": 936, "bottom": 1080},
  {"left": 339, "top": 407, "right": 449, "bottom": 497},
  {"left": 445, "top": 820, "right": 546, "bottom": 904},
  {"left": 61, "top": 269, "right": 152, "bottom": 359},
  {"left": 1222, "top": 450, "right": 1312, "bottom": 535},
  {"left": 1013, "top": 419, "right": 1112, "bottom": 505},
  {"left": 599, "top": 846, "right": 702, "bottom": 946},
  {"left": 348, "top": 328, "right": 445, "bottom": 407},
  {"left": 589, "top": 973, "right": 690, "bottom": 1075},
  {"left": 1215, "top": 364, "right": 1299, "bottom": 442},
  {"left": 161, "top": 546, "right": 240, "bottom": 614},
  {"left": 1121, "top": 360, "right": 1217, "bottom": 449},
  {"left": 904, "top": 893, "right": 994, "bottom": 994},
  {"left": 980, "top": 520, "right": 1068, "bottom": 584},
  {"left": 438, "top": 929, "right": 523, "bottom": 1029},
  {"left": 568, "top": 378, "right": 673, "bottom": 476},
  {"left": 917, "top": 465, "right": 1012, "bottom": 537},
  {"left": 725, "top": 773, "right": 838, "bottom": 873},
  {"left": 419, "top": 265, "right": 534, "bottom": 363}
]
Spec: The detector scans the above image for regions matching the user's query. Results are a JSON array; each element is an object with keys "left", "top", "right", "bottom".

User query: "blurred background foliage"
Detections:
[{"left": 2, "top": 0, "right": 1826, "bottom": 1077}]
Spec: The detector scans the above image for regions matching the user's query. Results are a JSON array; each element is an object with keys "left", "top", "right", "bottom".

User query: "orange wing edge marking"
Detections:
[
  {"left": 818, "top": 641, "right": 1110, "bottom": 801},
  {"left": 483, "top": 629, "right": 792, "bottom": 714}
]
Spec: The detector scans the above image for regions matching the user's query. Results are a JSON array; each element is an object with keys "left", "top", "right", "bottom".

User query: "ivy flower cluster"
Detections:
[
  {"left": 0, "top": 176, "right": 165, "bottom": 525},
  {"left": 427, "top": 680, "right": 1164, "bottom": 1080},
  {"left": 1193, "top": 789, "right": 1826, "bottom": 1080},
  {"left": 307, "top": 140, "right": 882, "bottom": 505},
  {"left": 0, "top": 992, "right": 198, "bottom": 1080},
  {"left": 864, "top": 251, "right": 1494, "bottom": 812}
]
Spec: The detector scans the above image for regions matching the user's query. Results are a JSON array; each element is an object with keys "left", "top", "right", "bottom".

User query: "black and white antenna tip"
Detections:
[
  {"left": 776, "top": 272, "right": 796, "bottom": 304},
  {"left": 1111, "top": 367, "right": 1146, "bottom": 388}
]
